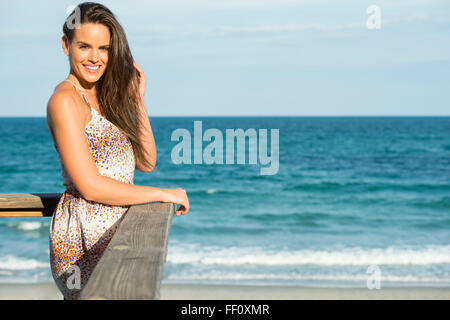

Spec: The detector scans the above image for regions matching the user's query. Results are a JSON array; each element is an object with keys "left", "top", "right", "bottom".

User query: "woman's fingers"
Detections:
[
  {"left": 177, "top": 198, "right": 189, "bottom": 215},
  {"left": 176, "top": 205, "right": 186, "bottom": 216},
  {"left": 164, "top": 187, "right": 189, "bottom": 216},
  {"left": 176, "top": 205, "right": 188, "bottom": 215},
  {"left": 133, "top": 61, "right": 146, "bottom": 100},
  {"left": 133, "top": 61, "right": 145, "bottom": 79}
]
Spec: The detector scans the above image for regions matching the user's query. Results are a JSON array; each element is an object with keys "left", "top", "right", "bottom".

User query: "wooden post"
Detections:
[{"left": 79, "top": 202, "right": 175, "bottom": 300}]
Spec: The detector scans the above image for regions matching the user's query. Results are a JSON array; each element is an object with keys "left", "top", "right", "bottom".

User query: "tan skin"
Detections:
[{"left": 46, "top": 22, "right": 189, "bottom": 215}]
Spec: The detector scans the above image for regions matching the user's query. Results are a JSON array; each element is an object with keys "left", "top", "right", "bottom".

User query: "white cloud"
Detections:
[
  {"left": 129, "top": 12, "right": 442, "bottom": 40},
  {"left": 215, "top": 23, "right": 364, "bottom": 34}
]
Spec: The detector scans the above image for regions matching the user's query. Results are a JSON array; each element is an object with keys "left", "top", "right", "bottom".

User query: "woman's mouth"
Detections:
[{"left": 83, "top": 64, "right": 101, "bottom": 74}]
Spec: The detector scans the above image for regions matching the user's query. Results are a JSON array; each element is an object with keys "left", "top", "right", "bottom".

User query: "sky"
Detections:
[{"left": 0, "top": 0, "right": 449, "bottom": 116}]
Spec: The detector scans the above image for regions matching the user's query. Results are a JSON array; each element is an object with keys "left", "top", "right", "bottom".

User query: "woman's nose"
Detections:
[{"left": 88, "top": 49, "right": 99, "bottom": 62}]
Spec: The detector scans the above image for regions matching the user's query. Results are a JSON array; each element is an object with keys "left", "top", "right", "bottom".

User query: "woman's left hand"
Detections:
[{"left": 133, "top": 61, "right": 146, "bottom": 102}]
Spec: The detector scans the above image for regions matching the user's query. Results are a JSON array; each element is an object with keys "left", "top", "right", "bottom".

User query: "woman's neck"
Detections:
[{"left": 67, "top": 73, "right": 97, "bottom": 95}]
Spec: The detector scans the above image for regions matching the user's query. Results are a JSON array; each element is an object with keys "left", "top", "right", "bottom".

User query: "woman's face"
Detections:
[{"left": 62, "top": 22, "right": 110, "bottom": 84}]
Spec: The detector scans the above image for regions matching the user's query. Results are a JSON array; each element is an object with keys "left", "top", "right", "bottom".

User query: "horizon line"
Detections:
[{"left": 1, "top": 115, "right": 450, "bottom": 118}]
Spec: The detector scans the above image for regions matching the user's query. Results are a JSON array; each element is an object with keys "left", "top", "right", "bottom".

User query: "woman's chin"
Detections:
[{"left": 79, "top": 72, "right": 104, "bottom": 84}]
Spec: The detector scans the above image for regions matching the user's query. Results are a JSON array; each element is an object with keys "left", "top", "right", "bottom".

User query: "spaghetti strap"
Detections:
[
  {"left": 64, "top": 79, "right": 83, "bottom": 91},
  {"left": 63, "top": 79, "right": 113, "bottom": 126},
  {"left": 64, "top": 79, "right": 93, "bottom": 109}
]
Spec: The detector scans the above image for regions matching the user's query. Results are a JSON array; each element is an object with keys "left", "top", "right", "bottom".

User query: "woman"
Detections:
[{"left": 46, "top": 2, "right": 189, "bottom": 300}]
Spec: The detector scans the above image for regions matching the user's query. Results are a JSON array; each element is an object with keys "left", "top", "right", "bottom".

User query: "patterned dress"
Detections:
[{"left": 49, "top": 81, "right": 135, "bottom": 299}]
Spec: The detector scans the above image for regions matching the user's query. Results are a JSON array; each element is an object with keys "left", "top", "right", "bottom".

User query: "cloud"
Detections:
[{"left": 215, "top": 23, "right": 364, "bottom": 34}]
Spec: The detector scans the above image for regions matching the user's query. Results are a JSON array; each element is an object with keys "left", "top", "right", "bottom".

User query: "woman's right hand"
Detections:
[{"left": 162, "top": 188, "right": 190, "bottom": 216}]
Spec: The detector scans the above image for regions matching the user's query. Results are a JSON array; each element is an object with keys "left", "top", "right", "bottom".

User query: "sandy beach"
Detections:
[{"left": 0, "top": 282, "right": 448, "bottom": 300}]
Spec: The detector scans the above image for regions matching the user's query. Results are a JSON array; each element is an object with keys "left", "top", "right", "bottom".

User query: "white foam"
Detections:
[
  {"left": 6, "top": 221, "right": 43, "bottom": 231},
  {"left": 206, "top": 189, "right": 218, "bottom": 194},
  {"left": 167, "top": 272, "right": 450, "bottom": 284},
  {"left": 0, "top": 255, "right": 48, "bottom": 270},
  {"left": 17, "top": 222, "right": 42, "bottom": 231},
  {"left": 167, "top": 244, "right": 450, "bottom": 266}
]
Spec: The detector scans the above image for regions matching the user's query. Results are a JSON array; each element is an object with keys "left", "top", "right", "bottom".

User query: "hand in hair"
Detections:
[{"left": 133, "top": 61, "right": 146, "bottom": 103}]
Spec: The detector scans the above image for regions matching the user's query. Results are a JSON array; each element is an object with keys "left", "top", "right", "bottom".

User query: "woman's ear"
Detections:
[{"left": 61, "top": 35, "right": 70, "bottom": 56}]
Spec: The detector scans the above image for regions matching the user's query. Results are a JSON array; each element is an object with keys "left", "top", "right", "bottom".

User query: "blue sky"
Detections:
[{"left": 0, "top": 0, "right": 449, "bottom": 116}]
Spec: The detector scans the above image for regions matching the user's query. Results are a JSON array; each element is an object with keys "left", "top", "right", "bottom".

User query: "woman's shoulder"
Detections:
[
  {"left": 48, "top": 83, "right": 78, "bottom": 119},
  {"left": 47, "top": 81, "right": 88, "bottom": 128},
  {"left": 49, "top": 80, "right": 78, "bottom": 104}
]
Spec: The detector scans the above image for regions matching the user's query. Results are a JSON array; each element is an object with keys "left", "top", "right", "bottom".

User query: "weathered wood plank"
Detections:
[
  {"left": 79, "top": 202, "right": 175, "bottom": 300},
  {"left": 0, "top": 210, "right": 52, "bottom": 217},
  {"left": 0, "top": 193, "right": 61, "bottom": 217}
]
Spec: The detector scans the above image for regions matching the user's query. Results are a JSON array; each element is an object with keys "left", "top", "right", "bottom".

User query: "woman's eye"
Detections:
[{"left": 79, "top": 45, "right": 87, "bottom": 49}]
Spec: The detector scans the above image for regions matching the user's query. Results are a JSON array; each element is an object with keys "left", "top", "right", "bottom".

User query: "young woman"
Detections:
[{"left": 46, "top": 2, "right": 189, "bottom": 299}]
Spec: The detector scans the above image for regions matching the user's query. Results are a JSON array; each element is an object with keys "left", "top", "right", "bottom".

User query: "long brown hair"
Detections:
[{"left": 63, "top": 2, "right": 153, "bottom": 171}]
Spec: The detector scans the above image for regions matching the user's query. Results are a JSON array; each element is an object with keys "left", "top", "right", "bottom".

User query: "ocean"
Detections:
[{"left": 0, "top": 116, "right": 449, "bottom": 288}]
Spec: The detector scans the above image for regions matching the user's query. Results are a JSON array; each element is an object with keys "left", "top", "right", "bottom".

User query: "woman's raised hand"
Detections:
[{"left": 133, "top": 61, "right": 146, "bottom": 102}]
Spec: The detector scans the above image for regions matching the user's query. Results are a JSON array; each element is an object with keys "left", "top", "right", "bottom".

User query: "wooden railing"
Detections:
[
  {"left": 0, "top": 193, "right": 175, "bottom": 300},
  {"left": 0, "top": 193, "right": 61, "bottom": 217}
]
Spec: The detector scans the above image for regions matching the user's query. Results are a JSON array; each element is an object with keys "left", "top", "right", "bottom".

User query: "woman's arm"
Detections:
[
  {"left": 135, "top": 99, "right": 157, "bottom": 172},
  {"left": 83, "top": 174, "right": 185, "bottom": 208},
  {"left": 47, "top": 90, "right": 189, "bottom": 214},
  {"left": 133, "top": 61, "right": 157, "bottom": 172}
]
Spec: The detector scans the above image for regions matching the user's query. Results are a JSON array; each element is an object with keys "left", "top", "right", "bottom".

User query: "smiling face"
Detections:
[{"left": 62, "top": 22, "right": 110, "bottom": 86}]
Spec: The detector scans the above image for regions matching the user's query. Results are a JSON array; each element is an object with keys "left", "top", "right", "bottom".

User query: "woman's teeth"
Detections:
[{"left": 84, "top": 65, "right": 101, "bottom": 73}]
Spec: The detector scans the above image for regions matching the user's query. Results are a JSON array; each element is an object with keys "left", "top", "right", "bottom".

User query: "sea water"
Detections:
[{"left": 0, "top": 116, "right": 449, "bottom": 287}]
